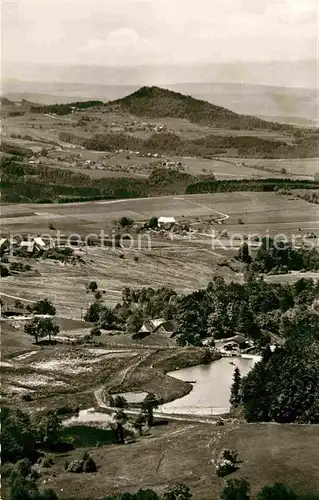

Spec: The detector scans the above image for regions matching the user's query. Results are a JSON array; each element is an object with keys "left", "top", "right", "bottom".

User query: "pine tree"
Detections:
[{"left": 230, "top": 367, "right": 242, "bottom": 408}]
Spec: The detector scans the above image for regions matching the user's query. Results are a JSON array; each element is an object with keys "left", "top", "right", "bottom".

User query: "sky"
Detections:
[{"left": 2, "top": 0, "right": 318, "bottom": 66}]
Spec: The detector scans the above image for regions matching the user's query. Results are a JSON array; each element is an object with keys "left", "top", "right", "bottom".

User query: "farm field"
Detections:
[{"left": 1, "top": 192, "right": 318, "bottom": 235}]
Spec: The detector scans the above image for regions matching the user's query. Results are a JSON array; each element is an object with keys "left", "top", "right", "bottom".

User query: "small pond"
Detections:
[
  {"left": 63, "top": 408, "right": 113, "bottom": 426},
  {"left": 159, "top": 356, "right": 259, "bottom": 416}
]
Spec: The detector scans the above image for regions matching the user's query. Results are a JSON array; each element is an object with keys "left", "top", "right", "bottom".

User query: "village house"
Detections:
[
  {"left": 135, "top": 318, "right": 175, "bottom": 340},
  {"left": 19, "top": 237, "right": 46, "bottom": 253},
  {"left": 158, "top": 216, "right": 176, "bottom": 230}
]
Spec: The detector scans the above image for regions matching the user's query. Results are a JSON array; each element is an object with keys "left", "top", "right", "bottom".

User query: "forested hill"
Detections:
[{"left": 110, "top": 86, "right": 294, "bottom": 132}]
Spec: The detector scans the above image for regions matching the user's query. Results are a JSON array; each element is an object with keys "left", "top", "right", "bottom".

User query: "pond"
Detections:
[
  {"left": 159, "top": 356, "right": 259, "bottom": 416},
  {"left": 63, "top": 408, "right": 113, "bottom": 426}
]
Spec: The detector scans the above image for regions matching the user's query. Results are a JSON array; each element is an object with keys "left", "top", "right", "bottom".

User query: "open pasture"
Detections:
[
  {"left": 37, "top": 421, "right": 319, "bottom": 500},
  {"left": 1, "top": 191, "right": 318, "bottom": 235},
  {"left": 0, "top": 243, "right": 234, "bottom": 318}
]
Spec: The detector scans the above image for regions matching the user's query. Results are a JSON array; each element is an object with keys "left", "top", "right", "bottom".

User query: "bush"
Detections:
[
  {"left": 0, "top": 264, "right": 10, "bottom": 277},
  {"left": 149, "top": 216, "right": 158, "bottom": 229},
  {"left": 163, "top": 482, "right": 192, "bottom": 500},
  {"left": 67, "top": 459, "right": 85, "bottom": 473},
  {"left": 119, "top": 216, "right": 134, "bottom": 228},
  {"left": 14, "top": 300, "right": 25, "bottom": 309},
  {"left": 88, "top": 281, "right": 98, "bottom": 292},
  {"left": 0, "top": 462, "right": 15, "bottom": 478},
  {"left": 215, "top": 449, "right": 238, "bottom": 477},
  {"left": 10, "top": 262, "right": 32, "bottom": 272},
  {"left": 258, "top": 483, "right": 297, "bottom": 500},
  {"left": 83, "top": 456, "right": 97, "bottom": 473},
  {"left": 38, "top": 453, "right": 55, "bottom": 468},
  {"left": 221, "top": 478, "right": 250, "bottom": 500},
  {"left": 66, "top": 453, "right": 97, "bottom": 473}
]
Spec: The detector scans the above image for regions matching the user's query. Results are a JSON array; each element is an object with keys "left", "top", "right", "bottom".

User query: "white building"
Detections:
[{"left": 158, "top": 216, "right": 176, "bottom": 229}]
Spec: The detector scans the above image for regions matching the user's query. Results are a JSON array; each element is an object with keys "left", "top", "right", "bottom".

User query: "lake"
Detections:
[{"left": 159, "top": 356, "right": 259, "bottom": 416}]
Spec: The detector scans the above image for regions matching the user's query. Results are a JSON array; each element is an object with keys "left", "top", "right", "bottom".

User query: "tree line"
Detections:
[{"left": 238, "top": 237, "right": 319, "bottom": 273}]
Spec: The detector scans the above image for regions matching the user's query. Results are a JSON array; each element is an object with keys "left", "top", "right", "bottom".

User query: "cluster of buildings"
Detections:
[
  {"left": 0, "top": 236, "right": 47, "bottom": 254},
  {"left": 121, "top": 121, "right": 167, "bottom": 133}
]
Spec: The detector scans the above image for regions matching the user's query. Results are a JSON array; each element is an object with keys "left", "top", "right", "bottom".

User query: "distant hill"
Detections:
[
  {"left": 3, "top": 80, "right": 317, "bottom": 124},
  {"left": 110, "top": 86, "right": 293, "bottom": 132}
]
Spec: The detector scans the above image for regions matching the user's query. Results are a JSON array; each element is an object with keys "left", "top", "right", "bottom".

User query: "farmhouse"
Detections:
[
  {"left": 149, "top": 318, "right": 175, "bottom": 337},
  {"left": 19, "top": 237, "right": 46, "bottom": 253},
  {"left": 135, "top": 318, "right": 175, "bottom": 340},
  {"left": 158, "top": 216, "right": 176, "bottom": 229}
]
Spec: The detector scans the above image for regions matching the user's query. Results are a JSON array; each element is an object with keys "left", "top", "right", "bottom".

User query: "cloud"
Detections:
[{"left": 2, "top": 0, "right": 317, "bottom": 65}]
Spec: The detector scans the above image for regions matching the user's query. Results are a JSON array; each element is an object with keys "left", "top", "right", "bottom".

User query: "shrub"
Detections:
[
  {"left": 83, "top": 456, "right": 97, "bottom": 473},
  {"left": 88, "top": 281, "right": 98, "bottom": 292},
  {"left": 14, "top": 300, "right": 25, "bottom": 309},
  {"left": 38, "top": 453, "right": 55, "bottom": 468},
  {"left": 163, "top": 482, "right": 193, "bottom": 500},
  {"left": 215, "top": 449, "right": 238, "bottom": 477},
  {"left": 149, "top": 216, "right": 158, "bottom": 229},
  {"left": 67, "top": 459, "right": 84, "bottom": 473},
  {"left": 0, "top": 264, "right": 10, "bottom": 277},
  {"left": 94, "top": 290, "right": 103, "bottom": 301},
  {"left": 119, "top": 216, "right": 134, "bottom": 228},
  {"left": 258, "top": 483, "right": 297, "bottom": 500},
  {"left": 0, "top": 462, "right": 15, "bottom": 478},
  {"left": 10, "top": 262, "right": 32, "bottom": 272},
  {"left": 221, "top": 478, "right": 250, "bottom": 500}
]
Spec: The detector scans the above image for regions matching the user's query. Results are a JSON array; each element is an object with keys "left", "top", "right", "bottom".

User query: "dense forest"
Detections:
[
  {"left": 241, "top": 308, "right": 319, "bottom": 423},
  {"left": 1, "top": 156, "right": 318, "bottom": 203}
]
